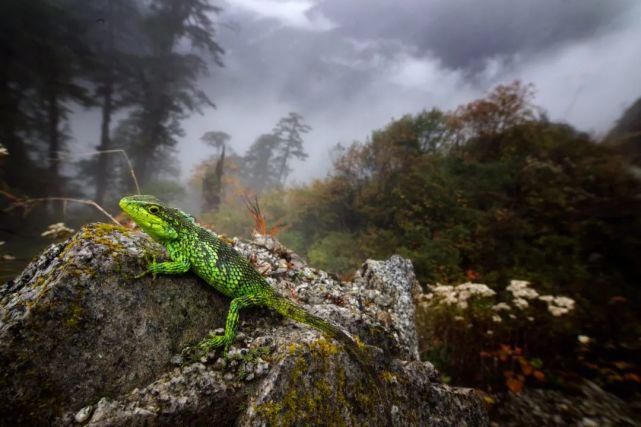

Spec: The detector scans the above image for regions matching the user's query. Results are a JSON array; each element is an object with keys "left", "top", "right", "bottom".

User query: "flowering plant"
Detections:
[{"left": 416, "top": 278, "right": 577, "bottom": 392}]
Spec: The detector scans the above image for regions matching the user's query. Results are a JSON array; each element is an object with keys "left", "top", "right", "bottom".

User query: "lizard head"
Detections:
[{"left": 119, "top": 195, "right": 181, "bottom": 242}]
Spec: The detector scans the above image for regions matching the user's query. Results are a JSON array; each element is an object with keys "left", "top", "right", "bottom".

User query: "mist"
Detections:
[
  {"left": 2, "top": 1, "right": 641, "bottom": 423},
  {"left": 64, "top": 0, "right": 641, "bottom": 184}
]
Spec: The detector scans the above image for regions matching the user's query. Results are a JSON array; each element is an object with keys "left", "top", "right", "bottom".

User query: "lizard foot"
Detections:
[
  {"left": 198, "top": 334, "right": 226, "bottom": 352},
  {"left": 134, "top": 253, "right": 158, "bottom": 280}
]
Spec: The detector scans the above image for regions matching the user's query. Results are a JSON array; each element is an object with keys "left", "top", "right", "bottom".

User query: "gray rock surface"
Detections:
[
  {"left": 493, "top": 380, "right": 639, "bottom": 426},
  {"left": 0, "top": 223, "right": 488, "bottom": 426}
]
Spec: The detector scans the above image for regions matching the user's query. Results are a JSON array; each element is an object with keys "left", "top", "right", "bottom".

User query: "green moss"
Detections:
[
  {"left": 256, "top": 337, "right": 378, "bottom": 426},
  {"left": 23, "top": 223, "right": 137, "bottom": 313},
  {"left": 79, "top": 223, "right": 134, "bottom": 254},
  {"left": 58, "top": 223, "right": 136, "bottom": 261},
  {"left": 64, "top": 303, "right": 83, "bottom": 328}
]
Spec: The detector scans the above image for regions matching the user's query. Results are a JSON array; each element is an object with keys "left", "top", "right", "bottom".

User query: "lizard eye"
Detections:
[{"left": 149, "top": 206, "right": 160, "bottom": 214}]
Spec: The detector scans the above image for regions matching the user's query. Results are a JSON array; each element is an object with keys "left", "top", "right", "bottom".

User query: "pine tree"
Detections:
[
  {"left": 121, "top": 0, "right": 224, "bottom": 188},
  {"left": 272, "top": 112, "right": 311, "bottom": 185},
  {"left": 242, "top": 134, "right": 280, "bottom": 194},
  {"left": 201, "top": 131, "right": 230, "bottom": 212}
]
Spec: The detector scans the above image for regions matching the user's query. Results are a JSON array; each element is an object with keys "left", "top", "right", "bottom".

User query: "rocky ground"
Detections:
[
  {"left": 0, "top": 223, "right": 488, "bottom": 426},
  {"left": 491, "top": 380, "right": 640, "bottom": 426}
]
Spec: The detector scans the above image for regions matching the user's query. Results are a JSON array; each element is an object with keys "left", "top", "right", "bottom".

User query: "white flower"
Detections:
[
  {"left": 513, "top": 298, "right": 529, "bottom": 310},
  {"left": 428, "top": 281, "right": 495, "bottom": 308},
  {"left": 458, "top": 290, "right": 471, "bottom": 301},
  {"left": 492, "top": 315, "right": 502, "bottom": 323},
  {"left": 539, "top": 294, "right": 575, "bottom": 317},
  {"left": 509, "top": 314, "right": 517, "bottom": 320},
  {"left": 492, "top": 302, "right": 511, "bottom": 312},
  {"left": 507, "top": 279, "right": 539, "bottom": 299},
  {"left": 442, "top": 294, "right": 458, "bottom": 306},
  {"left": 527, "top": 316, "right": 534, "bottom": 322},
  {"left": 486, "top": 330, "right": 494, "bottom": 336},
  {"left": 430, "top": 284, "right": 454, "bottom": 294},
  {"left": 459, "top": 282, "right": 496, "bottom": 298},
  {"left": 454, "top": 316, "right": 465, "bottom": 322},
  {"left": 554, "top": 296, "right": 575, "bottom": 310},
  {"left": 578, "top": 335, "right": 591, "bottom": 344},
  {"left": 548, "top": 306, "right": 569, "bottom": 317}
]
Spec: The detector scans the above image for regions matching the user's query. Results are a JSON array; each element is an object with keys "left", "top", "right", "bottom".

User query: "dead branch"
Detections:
[
  {"left": 56, "top": 149, "right": 140, "bottom": 194},
  {"left": 1, "top": 191, "right": 121, "bottom": 226}
]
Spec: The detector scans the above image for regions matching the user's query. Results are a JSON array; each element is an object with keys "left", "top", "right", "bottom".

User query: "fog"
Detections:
[{"left": 69, "top": 0, "right": 641, "bottom": 183}]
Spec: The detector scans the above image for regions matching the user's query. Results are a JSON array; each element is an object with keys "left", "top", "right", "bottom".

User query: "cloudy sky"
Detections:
[{"left": 99, "top": 0, "right": 641, "bottom": 183}]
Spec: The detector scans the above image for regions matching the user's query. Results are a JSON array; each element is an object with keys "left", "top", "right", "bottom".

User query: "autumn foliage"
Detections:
[{"left": 197, "top": 82, "right": 641, "bottom": 394}]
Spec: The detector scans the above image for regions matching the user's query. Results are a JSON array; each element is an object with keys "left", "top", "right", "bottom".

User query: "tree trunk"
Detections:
[
  {"left": 202, "top": 145, "right": 225, "bottom": 212},
  {"left": 278, "top": 143, "right": 290, "bottom": 185},
  {"left": 0, "top": 69, "right": 31, "bottom": 193},
  {"left": 46, "top": 87, "right": 61, "bottom": 215},
  {"left": 94, "top": 4, "right": 115, "bottom": 205},
  {"left": 94, "top": 79, "right": 113, "bottom": 205}
]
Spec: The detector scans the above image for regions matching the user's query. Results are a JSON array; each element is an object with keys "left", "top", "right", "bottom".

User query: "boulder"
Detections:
[{"left": 0, "top": 223, "right": 488, "bottom": 426}]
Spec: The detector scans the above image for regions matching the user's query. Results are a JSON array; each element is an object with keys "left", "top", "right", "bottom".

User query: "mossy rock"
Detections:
[
  {"left": 0, "top": 224, "right": 488, "bottom": 426},
  {"left": 0, "top": 224, "right": 229, "bottom": 424}
]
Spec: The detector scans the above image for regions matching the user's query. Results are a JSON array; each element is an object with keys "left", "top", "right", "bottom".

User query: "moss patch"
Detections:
[
  {"left": 65, "top": 303, "right": 84, "bottom": 328},
  {"left": 256, "top": 337, "right": 377, "bottom": 426}
]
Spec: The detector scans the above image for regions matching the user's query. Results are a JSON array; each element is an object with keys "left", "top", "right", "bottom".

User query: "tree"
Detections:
[
  {"left": 272, "top": 112, "right": 311, "bottom": 185},
  {"left": 0, "top": 0, "right": 92, "bottom": 206},
  {"left": 242, "top": 134, "right": 280, "bottom": 195},
  {"left": 78, "top": 0, "right": 144, "bottom": 205},
  {"left": 200, "top": 131, "right": 230, "bottom": 212},
  {"left": 121, "top": 0, "right": 224, "bottom": 188},
  {"left": 448, "top": 81, "right": 539, "bottom": 145},
  {"left": 201, "top": 131, "right": 230, "bottom": 152},
  {"left": 606, "top": 96, "right": 641, "bottom": 166}
]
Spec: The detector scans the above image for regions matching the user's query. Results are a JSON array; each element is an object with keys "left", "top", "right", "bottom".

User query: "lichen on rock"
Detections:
[{"left": 0, "top": 224, "right": 488, "bottom": 426}]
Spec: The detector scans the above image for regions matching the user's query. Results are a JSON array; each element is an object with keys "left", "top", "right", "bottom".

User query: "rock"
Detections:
[
  {"left": 170, "top": 355, "right": 183, "bottom": 366},
  {"left": 0, "top": 224, "right": 229, "bottom": 424},
  {"left": 0, "top": 224, "right": 488, "bottom": 425},
  {"left": 493, "top": 380, "right": 638, "bottom": 426},
  {"left": 353, "top": 255, "right": 422, "bottom": 361},
  {"left": 74, "top": 406, "right": 93, "bottom": 424}
]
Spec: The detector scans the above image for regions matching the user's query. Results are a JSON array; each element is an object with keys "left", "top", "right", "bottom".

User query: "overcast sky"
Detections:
[{"left": 76, "top": 0, "right": 641, "bottom": 184}]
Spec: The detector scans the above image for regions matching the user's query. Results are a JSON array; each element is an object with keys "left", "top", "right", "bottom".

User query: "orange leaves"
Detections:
[
  {"left": 243, "top": 195, "right": 288, "bottom": 237},
  {"left": 481, "top": 344, "right": 545, "bottom": 393},
  {"left": 532, "top": 370, "right": 546, "bottom": 381},
  {"left": 466, "top": 269, "right": 480, "bottom": 281},
  {"left": 504, "top": 371, "right": 524, "bottom": 394},
  {"left": 449, "top": 80, "right": 538, "bottom": 141},
  {"left": 520, "top": 359, "right": 534, "bottom": 376}
]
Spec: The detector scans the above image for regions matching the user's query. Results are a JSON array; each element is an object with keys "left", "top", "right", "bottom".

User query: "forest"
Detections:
[{"left": 1, "top": 0, "right": 640, "bottom": 422}]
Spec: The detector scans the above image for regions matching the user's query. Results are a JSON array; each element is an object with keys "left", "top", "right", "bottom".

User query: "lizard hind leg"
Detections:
[{"left": 198, "top": 294, "right": 267, "bottom": 357}]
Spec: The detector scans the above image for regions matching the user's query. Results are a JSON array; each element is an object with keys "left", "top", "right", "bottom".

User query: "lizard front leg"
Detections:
[{"left": 135, "top": 250, "right": 190, "bottom": 279}]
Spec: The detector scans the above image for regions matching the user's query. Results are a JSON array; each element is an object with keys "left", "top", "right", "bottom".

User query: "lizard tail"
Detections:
[{"left": 272, "top": 296, "right": 381, "bottom": 385}]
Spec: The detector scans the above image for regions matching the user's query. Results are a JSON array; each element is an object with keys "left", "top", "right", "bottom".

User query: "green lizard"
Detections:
[{"left": 118, "top": 195, "right": 375, "bottom": 371}]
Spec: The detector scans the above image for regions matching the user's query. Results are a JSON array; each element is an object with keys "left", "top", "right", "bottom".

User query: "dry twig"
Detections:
[
  {"left": 55, "top": 149, "right": 140, "bottom": 194},
  {"left": 1, "top": 190, "right": 121, "bottom": 226}
]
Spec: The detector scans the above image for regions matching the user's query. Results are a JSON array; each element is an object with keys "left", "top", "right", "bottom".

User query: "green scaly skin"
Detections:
[{"left": 118, "top": 195, "right": 374, "bottom": 370}]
